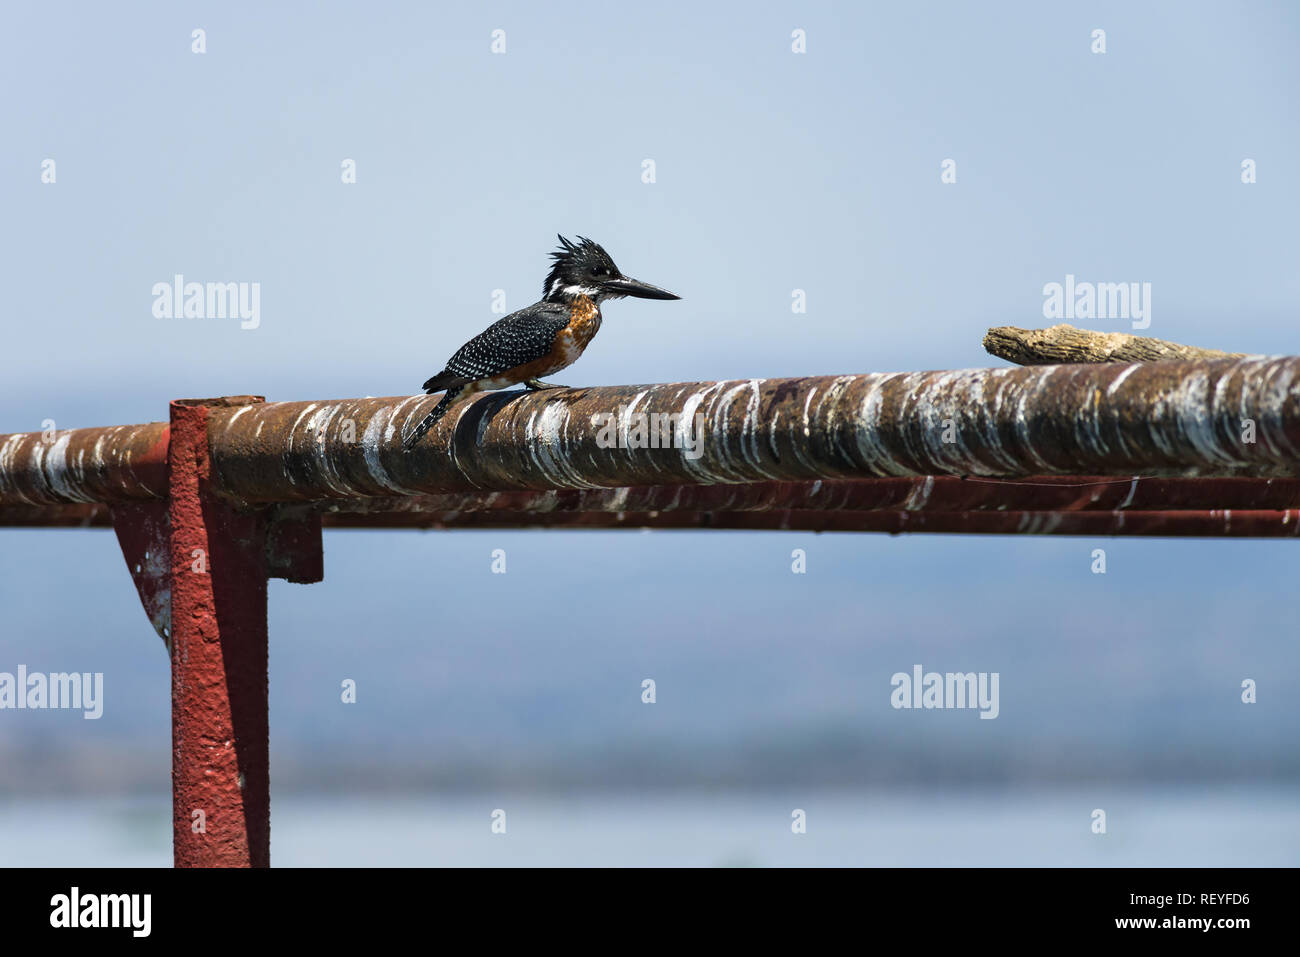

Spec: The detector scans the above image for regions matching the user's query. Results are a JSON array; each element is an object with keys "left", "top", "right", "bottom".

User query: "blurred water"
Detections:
[{"left": 2, "top": 787, "right": 1296, "bottom": 867}]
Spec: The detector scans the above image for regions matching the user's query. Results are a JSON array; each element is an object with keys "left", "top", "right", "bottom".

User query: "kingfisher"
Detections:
[{"left": 403, "top": 235, "right": 680, "bottom": 449}]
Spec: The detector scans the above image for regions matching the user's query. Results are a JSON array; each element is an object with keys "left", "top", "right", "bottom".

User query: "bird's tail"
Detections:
[{"left": 403, "top": 386, "right": 464, "bottom": 450}]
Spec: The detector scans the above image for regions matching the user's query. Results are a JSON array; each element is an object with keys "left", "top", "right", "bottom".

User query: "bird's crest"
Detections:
[{"left": 544, "top": 235, "right": 617, "bottom": 299}]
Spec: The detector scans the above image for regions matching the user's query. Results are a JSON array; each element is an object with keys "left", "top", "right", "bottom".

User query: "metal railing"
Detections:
[{"left": 3, "top": 358, "right": 1298, "bottom": 865}]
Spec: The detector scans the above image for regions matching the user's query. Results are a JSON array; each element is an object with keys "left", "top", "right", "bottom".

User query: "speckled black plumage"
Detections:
[{"left": 423, "top": 302, "right": 571, "bottom": 392}]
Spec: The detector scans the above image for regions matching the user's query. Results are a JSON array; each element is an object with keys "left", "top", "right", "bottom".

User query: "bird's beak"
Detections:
[{"left": 607, "top": 276, "right": 681, "bottom": 300}]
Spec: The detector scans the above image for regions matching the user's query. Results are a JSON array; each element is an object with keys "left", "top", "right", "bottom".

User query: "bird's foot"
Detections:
[{"left": 524, "top": 378, "right": 566, "bottom": 390}]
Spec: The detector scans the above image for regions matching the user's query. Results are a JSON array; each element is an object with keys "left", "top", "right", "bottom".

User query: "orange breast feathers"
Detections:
[
  {"left": 495, "top": 296, "right": 603, "bottom": 385},
  {"left": 552, "top": 296, "right": 603, "bottom": 368}
]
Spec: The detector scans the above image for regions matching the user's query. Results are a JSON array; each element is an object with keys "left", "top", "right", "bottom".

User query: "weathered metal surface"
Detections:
[
  {"left": 7, "top": 475, "right": 1300, "bottom": 536},
  {"left": 8, "top": 474, "right": 1300, "bottom": 524},
  {"left": 0, "top": 422, "right": 168, "bottom": 505},
  {"left": 110, "top": 500, "right": 171, "bottom": 644},
  {"left": 199, "top": 359, "right": 1300, "bottom": 500},
  {"left": 4, "top": 362, "right": 1299, "bottom": 507},
  {"left": 316, "top": 476, "right": 1300, "bottom": 517},
  {"left": 168, "top": 398, "right": 272, "bottom": 868},
  {"left": 322, "top": 507, "right": 1300, "bottom": 537}
]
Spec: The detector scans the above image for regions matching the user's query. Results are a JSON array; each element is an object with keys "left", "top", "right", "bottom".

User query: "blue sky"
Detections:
[{"left": 1, "top": 1, "right": 1298, "bottom": 809}]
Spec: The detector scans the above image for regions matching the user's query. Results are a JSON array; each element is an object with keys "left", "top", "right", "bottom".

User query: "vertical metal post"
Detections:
[
  {"left": 109, "top": 397, "right": 321, "bottom": 867},
  {"left": 168, "top": 397, "right": 270, "bottom": 867}
]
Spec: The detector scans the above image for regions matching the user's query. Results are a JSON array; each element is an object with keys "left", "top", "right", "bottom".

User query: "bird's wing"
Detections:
[{"left": 435, "top": 302, "right": 572, "bottom": 386}]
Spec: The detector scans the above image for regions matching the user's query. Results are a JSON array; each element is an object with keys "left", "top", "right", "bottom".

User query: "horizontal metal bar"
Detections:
[
  {"left": 3, "top": 360, "right": 1299, "bottom": 507},
  {"left": 4, "top": 496, "right": 1298, "bottom": 538},
  {"left": 320, "top": 508, "right": 1300, "bottom": 537},
  {"left": 0, "top": 423, "right": 168, "bottom": 506},
  {"left": 6, "top": 476, "right": 1300, "bottom": 527},
  {"left": 199, "top": 360, "right": 1300, "bottom": 502},
  {"left": 316, "top": 476, "right": 1300, "bottom": 517}
]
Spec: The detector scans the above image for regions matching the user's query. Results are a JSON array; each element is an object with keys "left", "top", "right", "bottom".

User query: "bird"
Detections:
[{"left": 402, "top": 235, "right": 680, "bottom": 449}]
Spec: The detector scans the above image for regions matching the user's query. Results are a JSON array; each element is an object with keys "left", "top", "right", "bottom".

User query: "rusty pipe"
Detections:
[
  {"left": 205, "top": 359, "right": 1300, "bottom": 501},
  {"left": 0, "top": 422, "right": 168, "bottom": 506},
  {"left": 3, "top": 359, "right": 1300, "bottom": 506},
  {"left": 320, "top": 507, "right": 1300, "bottom": 537}
]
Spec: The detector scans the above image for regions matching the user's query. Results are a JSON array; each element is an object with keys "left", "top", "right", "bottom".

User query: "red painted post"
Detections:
[
  {"left": 101, "top": 397, "right": 320, "bottom": 867},
  {"left": 168, "top": 398, "right": 271, "bottom": 867}
]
